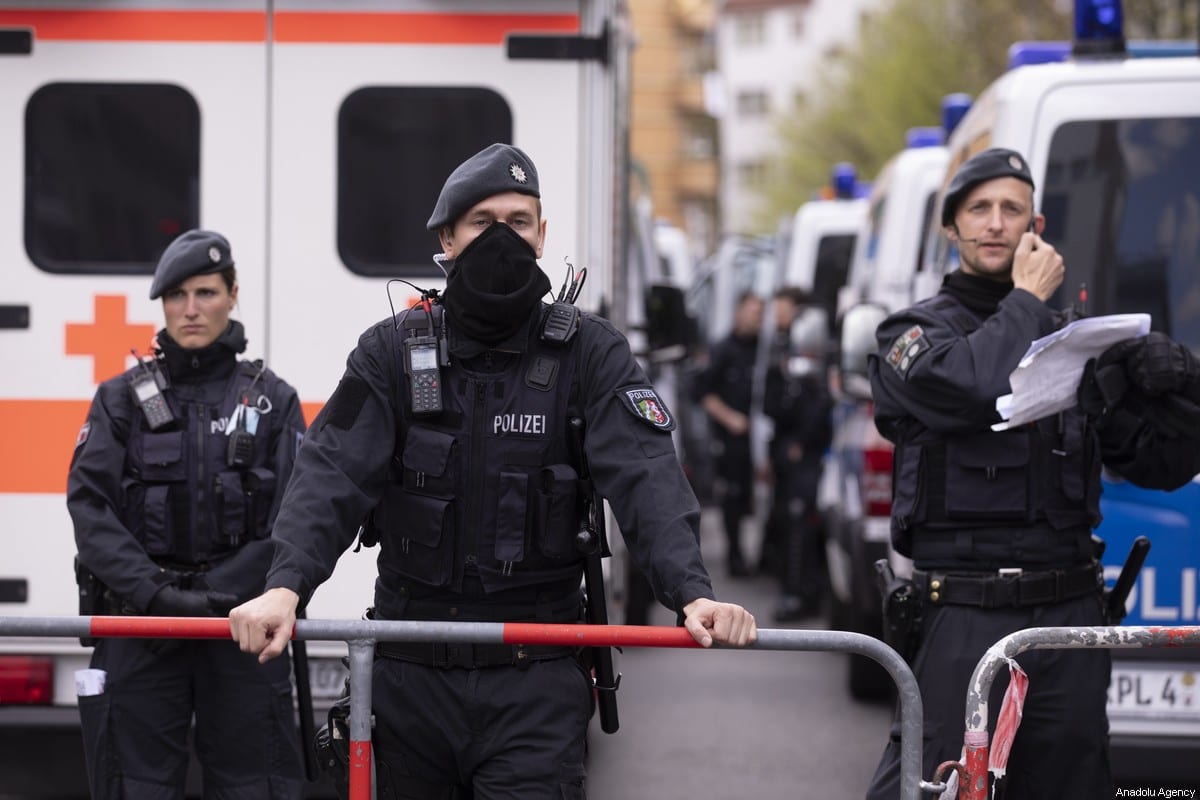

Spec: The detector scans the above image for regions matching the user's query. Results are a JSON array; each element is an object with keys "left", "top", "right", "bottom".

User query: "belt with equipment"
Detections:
[
  {"left": 913, "top": 561, "right": 1102, "bottom": 609},
  {"left": 376, "top": 640, "right": 575, "bottom": 670}
]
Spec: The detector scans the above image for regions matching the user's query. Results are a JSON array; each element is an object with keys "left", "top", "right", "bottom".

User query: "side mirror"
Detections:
[
  {"left": 789, "top": 307, "right": 830, "bottom": 356},
  {"left": 839, "top": 303, "right": 888, "bottom": 401},
  {"left": 644, "top": 284, "right": 691, "bottom": 361}
]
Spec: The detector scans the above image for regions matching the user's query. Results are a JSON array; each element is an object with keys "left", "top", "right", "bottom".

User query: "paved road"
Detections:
[{"left": 585, "top": 509, "right": 894, "bottom": 799}]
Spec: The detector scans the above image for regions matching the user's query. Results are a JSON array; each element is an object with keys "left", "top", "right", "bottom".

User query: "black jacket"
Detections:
[
  {"left": 265, "top": 304, "right": 715, "bottom": 615},
  {"left": 67, "top": 322, "right": 306, "bottom": 611}
]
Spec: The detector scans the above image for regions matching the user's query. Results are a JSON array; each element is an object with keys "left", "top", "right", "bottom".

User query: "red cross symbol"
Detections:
[{"left": 66, "top": 295, "right": 157, "bottom": 385}]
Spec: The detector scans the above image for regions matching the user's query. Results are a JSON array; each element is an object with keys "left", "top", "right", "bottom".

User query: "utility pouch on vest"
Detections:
[
  {"left": 874, "top": 559, "right": 923, "bottom": 662},
  {"left": 74, "top": 556, "right": 104, "bottom": 646}
]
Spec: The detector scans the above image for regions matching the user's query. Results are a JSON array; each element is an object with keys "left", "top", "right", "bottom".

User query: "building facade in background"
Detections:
[
  {"left": 714, "top": 0, "right": 880, "bottom": 235},
  {"left": 629, "top": 0, "right": 721, "bottom": 258}
]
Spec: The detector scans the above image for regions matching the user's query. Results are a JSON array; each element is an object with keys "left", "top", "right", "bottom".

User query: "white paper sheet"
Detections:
[{"left": 992, "top": 314, "right": 1150, "bottom": 431}]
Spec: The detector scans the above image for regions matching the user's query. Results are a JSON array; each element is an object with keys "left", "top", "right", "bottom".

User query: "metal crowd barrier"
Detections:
[
  {"left": 0, "top": 616, "right": 927, "bottom": 799},
  {"left": 933, "top": 625, "right": 1200, "bottom": 800}
]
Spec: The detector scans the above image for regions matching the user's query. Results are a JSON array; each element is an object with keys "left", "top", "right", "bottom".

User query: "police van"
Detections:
[
  {"left": 0, "top": 1, "right": 632, "bottom": 792},
  {"left": 900, "top": 2, "right": 1200, "bottom": 782},
  {"left": 780, "top": 165, "right": 868, "bottom": 335},
  {"left": 819, "top": 110, "right": 965, "bottom": 700}
]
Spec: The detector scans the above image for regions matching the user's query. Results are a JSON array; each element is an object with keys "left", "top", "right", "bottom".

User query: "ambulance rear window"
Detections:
[
  {"left": 337, "top": 86, "right": 513, "bottom": 278},
  {"left": 25, "top": 83, "right": 200, "bottom": 274}
]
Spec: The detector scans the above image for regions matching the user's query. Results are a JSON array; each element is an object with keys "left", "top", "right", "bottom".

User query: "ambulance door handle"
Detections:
[
  {"left": 0, "top": 29, "right": 34, "bottom": 56},
  {"left": 0, "top": 305, "right": 30, "bottom": 329},
  {"left": 0, "top": 579, "right": 28, "bottom": 603},
  {"left": 507, "top": 21, "right": 609, "bottom": 64}
]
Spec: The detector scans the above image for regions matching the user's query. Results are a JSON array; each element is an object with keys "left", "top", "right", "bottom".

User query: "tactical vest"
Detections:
[
  {"left": 122, "top": 361, "right": 283, "bottom": 565},
  {"left": 371, "top": 305, "right": 587, "bottom": 594},
  {"left": 890, "top": 293, "right": 1102, "bottom": 559}
]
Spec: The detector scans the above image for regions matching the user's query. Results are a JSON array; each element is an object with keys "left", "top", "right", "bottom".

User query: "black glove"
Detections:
[
  {"left": 147, "top": 585, "right": 239, "bottom": 617},
  {"left": 1077, "top": 357, "right": 1128, "bottom": 427},
  {"left": 1103, "top": 332, "right": 1198, "bottom": 397}
]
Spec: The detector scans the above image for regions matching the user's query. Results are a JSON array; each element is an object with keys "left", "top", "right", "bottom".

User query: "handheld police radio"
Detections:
[
  {"left": 127, "top": 349, "right": 175, "bottom": 430},
  {"left": 404, "top": 295, "right": 447, "bottom": 416},
  {"left": 227, "top": 365, "right": 266, "bottom": 468},
  {"left": 226, "top": 396, "right": 256, "bottom": 468}
]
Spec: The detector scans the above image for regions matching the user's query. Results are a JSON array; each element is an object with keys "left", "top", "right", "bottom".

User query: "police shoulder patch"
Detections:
[
  {"left": 885, "top": 325, "right": 930, "bottom": 379},
  {"left": 75, "top": 421, "right": 91, "bottom": 449},
  {"left": 616, "top": 385, "right": 675, "bottom": 431}
]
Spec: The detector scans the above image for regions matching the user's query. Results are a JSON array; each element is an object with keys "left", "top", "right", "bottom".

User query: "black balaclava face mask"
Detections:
[{"left": 442, "top": 222, "right": 551, "bottom": 345}]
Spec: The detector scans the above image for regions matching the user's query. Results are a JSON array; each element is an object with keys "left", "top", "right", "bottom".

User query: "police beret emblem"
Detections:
[
  {"left": 208, "top": 246, "right": 221, "bottom": 264},
  {"left": 508, "top": 163, "right": 528, "bottom": 184},
  {"left": 1008, "top": 154, "right": 1023, "bottom": 171}
]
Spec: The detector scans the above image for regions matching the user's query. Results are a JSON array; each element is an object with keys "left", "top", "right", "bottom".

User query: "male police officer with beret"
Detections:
[
  {"left": 863, "top": 148, "right": 1200, "bottom": 799},
  {"left": 68, "top": 229, "right": 307, "bottom": 798},
  {"left": 230, "top": 143, "right": 756, "bottom": 799}
]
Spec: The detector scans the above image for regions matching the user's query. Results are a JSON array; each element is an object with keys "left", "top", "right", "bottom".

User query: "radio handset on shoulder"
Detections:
[
  {"left": 542, "top": 260, "right": 586, "bottom": 345},
  {"left": 127, "top": 349, "right": 175, "bottom": 430},
  {"left": 404, "top": 292, "right": 447, "bottom": 416}
]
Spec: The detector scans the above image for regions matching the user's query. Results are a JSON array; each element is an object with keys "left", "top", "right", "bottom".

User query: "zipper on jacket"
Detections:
[{"left": 464, "top": 380, "right": 486, "bottom": 574}]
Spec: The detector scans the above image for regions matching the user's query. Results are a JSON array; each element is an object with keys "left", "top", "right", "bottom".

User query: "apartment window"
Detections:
[
  {"left": 736, "top": 90, "right": 770, "bottom": 118},
  {"left": 735, "top": 13, "right": 766, "bottom": 46},
  {"left": 683, "top": 119, "right": 715, "bottom": 159},
  {"left": 25, "top": 83, "right": 200, "bottom": 274},
  {"left": 791, "top": 9, "right": 807, "bottom": 38},
  {"left": 338, "top": 87, "right": 512, "bottom": 277},
  {"left": 737, "top": 160, "right": 768, "bottom": 190}
]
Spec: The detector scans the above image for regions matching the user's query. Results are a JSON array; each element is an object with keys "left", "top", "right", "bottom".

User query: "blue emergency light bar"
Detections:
[
  {"left": 1009, "top": 37, "right": 1196, "bottom": 70},
  {"left": 1008, "top": 41, "right": 1071, "bottom": 68},
  {"left": 831, "top": 162, "right": 858, "bottom": 199},
  {"left": 1073, "top": 0, "right": 1126, "bottom": 56},
  {"left": 905, "top": 127, "right": 943, "bottom": 149},
  {"left": 941, "top": 94, "right": 971, "bottom": 138}
]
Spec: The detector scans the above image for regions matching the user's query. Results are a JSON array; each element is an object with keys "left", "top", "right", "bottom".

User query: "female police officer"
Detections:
[
  {"left": 230, "top": 143, "right": 756, "bottom": 799},
  {"left": 68, "top": 230, "right": 307, "bottom": 799}
]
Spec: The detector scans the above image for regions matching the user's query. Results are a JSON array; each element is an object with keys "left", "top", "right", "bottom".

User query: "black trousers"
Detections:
[
  {"left": 713, "top": 432, "right": 753, "bottom": 553},
  {"left": 865, "top": 593, "right": 1112, "bottom": 800},
  {"left": 371, "top": 656, "right": 591, "bottom": 800},
  {"left": 80, "top": 638, "right": 304, "bottom": 800}
]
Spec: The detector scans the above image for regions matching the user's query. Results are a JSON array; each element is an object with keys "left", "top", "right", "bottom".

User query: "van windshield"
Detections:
[{"left": 1042, "top": 116, "right": 1200, "bottom": 351}]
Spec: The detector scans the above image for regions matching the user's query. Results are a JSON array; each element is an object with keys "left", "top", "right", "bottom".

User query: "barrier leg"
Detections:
[{"left": 348, "top": 639, "right": 375, "bottom": 800}]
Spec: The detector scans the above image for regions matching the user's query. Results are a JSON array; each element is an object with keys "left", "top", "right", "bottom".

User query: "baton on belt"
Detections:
[
  {"left": 292, "top": 606, "right": 319, "bottom": 781},
  {"left": 1107, "top": 536, "right": 1151, "bottom": 624},
  {"left": 568, "top": 417, "right": 621, "bottom": 734}
]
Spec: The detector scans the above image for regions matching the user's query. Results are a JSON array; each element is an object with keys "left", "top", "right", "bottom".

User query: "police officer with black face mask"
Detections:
[
  {"left": 863, "top": 149, "right": 1200, "bottom": 800},
  {"left": 230, "top": 143, "right": 757, "bottom": 799},
  {"left": 67, "top": 229, "right": 307, "bottom": 799}
]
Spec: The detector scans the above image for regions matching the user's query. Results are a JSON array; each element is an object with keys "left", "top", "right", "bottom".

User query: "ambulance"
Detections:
[
  {"left": 901, "top": 0, "right": 1200, "bottom": 782},
  {"left": 0, "top": 1, "right": 632, "bottom": 792}
]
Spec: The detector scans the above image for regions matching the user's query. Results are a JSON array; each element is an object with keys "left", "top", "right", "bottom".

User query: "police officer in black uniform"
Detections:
[
  {"left": 67, "top": 229, "right": 307, "bottom": 799},
  {"left": 700, "top": 290, "right": 764, "bottom": 577},
  {"left": 762, "top": 288, "right": 833, "bottom": 621},
  {"left": 229, "top": 143, "right": 757, "bottom": 799},
  {"left": 863, "top": 149, "right": 1200, "bottom": 800}
]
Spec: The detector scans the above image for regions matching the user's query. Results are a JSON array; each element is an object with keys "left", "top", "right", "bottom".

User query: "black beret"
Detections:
[
  {"left": 941, "top": 148, "right": 1035, "bottom": 227},
  {"left": 149, "top": 230, "right": 234, "bottom": 300},
  {"left": 426, "top": 143, "right": 540, "bottom": 231}
]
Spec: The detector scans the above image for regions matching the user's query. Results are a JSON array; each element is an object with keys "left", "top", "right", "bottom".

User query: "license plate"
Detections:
[
  {"left": 306, "top": 658, "right": 349, "bottom": 701},
  {"left": 1108, "top": 665, "right": 1200, "bottom": 720}
]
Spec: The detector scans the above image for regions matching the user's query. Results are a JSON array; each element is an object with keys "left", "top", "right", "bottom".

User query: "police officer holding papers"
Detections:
[
  {"left": 68, "top": 230, "right": 307, "bottom": 798},
  {"left": 863, "top": 148, "right": 1200, "bottom": 799},
  {"left": 231, "top": 143, "right": 756, "bottom": 799}
]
